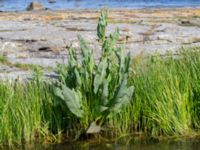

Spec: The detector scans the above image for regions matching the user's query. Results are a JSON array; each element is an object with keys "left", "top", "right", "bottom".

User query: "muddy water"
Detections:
[{"left": 0, "top": 0, "right": 200, "bottom": 11}]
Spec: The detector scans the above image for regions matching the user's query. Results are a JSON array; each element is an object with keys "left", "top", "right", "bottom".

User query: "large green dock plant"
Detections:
[{"left": 54, "top": 10, "right": 134, "bottom": 134}]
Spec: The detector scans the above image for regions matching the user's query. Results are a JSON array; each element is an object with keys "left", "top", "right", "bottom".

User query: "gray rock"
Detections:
[
  {"left": 1, "top": 10, "right": 200, "bottom": 80},
  {"left": 26, "top": 1, "right": 45, "bottom": 11},
  {"left": 48, "top": 0, "right": 56, "bottom": 3},
  {"left": 87, "top": 122, "right": 101, "bottom": 134}
]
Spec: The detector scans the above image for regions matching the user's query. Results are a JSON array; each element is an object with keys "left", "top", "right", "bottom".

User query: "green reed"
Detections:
[{"left": 112, "top": 48, "right": 200, "bottom": 136}]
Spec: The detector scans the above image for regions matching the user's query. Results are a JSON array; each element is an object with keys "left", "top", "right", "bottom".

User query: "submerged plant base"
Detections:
[{"left": 2, "top": 134, "right": 200, "bottom": 150}]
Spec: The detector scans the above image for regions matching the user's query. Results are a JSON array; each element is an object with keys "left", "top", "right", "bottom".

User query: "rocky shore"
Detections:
[{"left": 0, "top": 8, "right": 200, "bottom": 79}]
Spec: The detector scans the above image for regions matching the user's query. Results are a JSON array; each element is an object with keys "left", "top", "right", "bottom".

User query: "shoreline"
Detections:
[
  {"left": 1, "top": 7, "right": 200, "bottom": 21},
  {"left": 1, "top": 4, "right": 200, "bottom": 12}
]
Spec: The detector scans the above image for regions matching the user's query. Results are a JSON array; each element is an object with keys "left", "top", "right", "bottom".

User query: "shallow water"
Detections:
[
  {"left": 56, "top": 142, "right": 200, "bottom": 150},
  {"left": 0, "top": 0, "right": 200, "bottom": 11},
  {"left": 12, "top": 140, "right": 200, "bottom": 150}
]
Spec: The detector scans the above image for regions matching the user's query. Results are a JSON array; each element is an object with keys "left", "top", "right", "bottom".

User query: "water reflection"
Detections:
[{"left": 10, "top": 141, "right": 200, "bottom": 150}]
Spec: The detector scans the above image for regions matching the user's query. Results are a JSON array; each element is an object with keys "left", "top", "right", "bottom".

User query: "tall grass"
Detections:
[
  {"left": 0, "top": 77, "right": 63, "bottom": 146},
  {"left": 111, "top": 48, "right": 200, "bottom": 136}
]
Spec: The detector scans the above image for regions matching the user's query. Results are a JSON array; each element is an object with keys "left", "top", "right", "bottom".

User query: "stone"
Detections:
[
  {"left": 26, "top": 1, "right": 45, "bottom": 11},
  {"left": 48, "top": 0, "right": 56, "bottom": 3},
  {"left": 180, "top": 20, "right": 191, "bottom": 26},
  {"left": 38, "top": 46, "right": 52, "bottom": 52},
  {"left": 86, "top": 122, "right": 101, "bottom": 134},
  {"left": 190, "top": 37, "right": 200, "bottom": 44}
]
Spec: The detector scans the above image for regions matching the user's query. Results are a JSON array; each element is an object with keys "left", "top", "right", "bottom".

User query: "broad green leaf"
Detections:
[
  {"left": 94, "top": 58, "right": 108, "bottom": 94},
  {"left": 74, "top": 67, "right": 82, "bottom": 87},
  {"left": 54, "top": 87, "right": 64, "bottom": 100},
  {"left": 109, "top": 75, "right": 134, "bottom": 114},
  {"left": 99, "top": 105, "right": 109, "bottom": 113},
  {"left": 101, "top": 75, "right": 111, "bottom": 105},
  {"left": 61, "top": 85, "right": 84, "bottom": 118}
]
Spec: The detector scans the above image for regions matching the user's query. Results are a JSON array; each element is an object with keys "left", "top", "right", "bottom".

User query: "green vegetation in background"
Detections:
[{"left": 0, "top": 55, "right": 41, "bottom": 71}]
